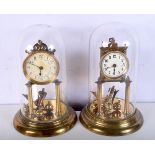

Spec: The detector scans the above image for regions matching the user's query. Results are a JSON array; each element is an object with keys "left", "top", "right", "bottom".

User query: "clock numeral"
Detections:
[
  {"left": 113, "top": 55, "right": 116, "bottom": 58},
  {"left": 45, "top": 75, "right": 50, "bottom": 80},
  {"left": 44, "top": 75, "right": 48, "bottom": 78},
  {"left": 118, "top": 71, "right": 120, "bottom": 74},
  {"left": 39, "top": 77, "right": 43, "bottom": 80},
  {"left": 109, "top": 71, "right": 111, "bottom": 74},
  {"left": 109, "top": 56, "right": 111, "bottom": 59},
  {"left": 105, "top": 59, "right": 108, "bottom": 62},
  {"left": 34, "top": 56, "right": 36, "bottom": 60},
  {"left": 50, "top": 70, "right": 55, "bottom": 74},
  {"left": 45, "top": 56, "right": 49, "bottom": 61},
  {"left": 39, "top": 55, "right": 43, "bottom": 59},
  {"left": 48, "top": 60, "right": 54, "bottom": 64},
  {"left": 28, "top": 61, "right": 33, "bottom": 64},
  {"left": 105, "top": 67, "right": 108, "bottom": 71},
  {"left": 104, "top": 64, "right": 106, "bottom": 67}
]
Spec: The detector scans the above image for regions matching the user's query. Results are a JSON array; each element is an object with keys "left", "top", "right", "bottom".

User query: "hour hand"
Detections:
[
  {"left": 113, "top": 67, "right": 116, "bottom": 75},
  {"left": 39, "top": 69, "right": 42, "bottom": 76},
  {"left": 39, "top": 66, "right": 43, "bottom": 76}
]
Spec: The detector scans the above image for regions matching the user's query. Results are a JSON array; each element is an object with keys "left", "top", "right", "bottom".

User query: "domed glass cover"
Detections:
[
  {"left": 89, "top": 23, "right": 139, "bottom": 120},
  {"left": 14, "top": 24, "right": 77, "bottom": 137},
  {"left": 80, "top": 23, "right": 143, "bottom": 136},
  {"left": 19, "top": 25, "right": 67, "bottom": 122}
]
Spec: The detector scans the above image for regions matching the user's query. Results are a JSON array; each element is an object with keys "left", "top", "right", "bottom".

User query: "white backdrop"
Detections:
[{"left": 0, "top": 14, "right": 154, "bottom": 108}]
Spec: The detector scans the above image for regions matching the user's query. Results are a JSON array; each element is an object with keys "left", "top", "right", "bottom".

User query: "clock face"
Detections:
[
  {"left": 23, "top": 51, "right": 59, "bottom": 84},
  {"left": 100, "top": 52, "right": 129, "bottom": 78}
]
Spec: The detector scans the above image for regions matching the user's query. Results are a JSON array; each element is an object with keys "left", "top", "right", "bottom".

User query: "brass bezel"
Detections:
[
  {"left": 100, "top": 51, "right": 129, "bottom": 80},
  {"left": 23, "top": 50, "right": 60, "bottom": 85}
]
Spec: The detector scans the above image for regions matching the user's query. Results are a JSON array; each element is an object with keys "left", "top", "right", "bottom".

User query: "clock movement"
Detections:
[
  {"left": 80, "top": 23, "right": 143, "bottom": 136},
  {"left": 13, "top": 25, "right": 77, "bottom": 137}
]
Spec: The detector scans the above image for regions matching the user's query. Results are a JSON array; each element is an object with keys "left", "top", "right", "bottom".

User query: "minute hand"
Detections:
[
  {"left": 105, "top": 66, "right": 113, "bottom": 70},
  {"left": 30, "top": 63, "right": 40, "bottom": 68}
]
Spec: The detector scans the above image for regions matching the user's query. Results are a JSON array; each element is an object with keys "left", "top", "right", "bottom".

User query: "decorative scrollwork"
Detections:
[
  {"left": 108, "top": 38, "right": 118, "bottom": 49},
  {"left": 23, "top": 88, "right": 55, "bottom": 121},
  {"left": 100, "top": 37, "right": 128, "bottom": 56},
  {"left": 33, "top": 40, "right": 48, "bottom": 51},
  {"left": 90, "top": 86, "right": 122, "bottom": 119},
  {"left": 25, "top": 40, "right": 56, "bottom": 54}
]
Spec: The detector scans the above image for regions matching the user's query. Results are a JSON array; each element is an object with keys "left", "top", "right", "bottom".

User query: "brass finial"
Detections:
[{"left": 33, "top": 40, "right": 48, "bottom": 51}]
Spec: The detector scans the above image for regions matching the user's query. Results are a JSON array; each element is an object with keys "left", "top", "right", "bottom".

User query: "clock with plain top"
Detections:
[
  {"left": 23, "top": 43, "right": 59, "bottom": 84},
  {"left": 100, "top": 51, "right": 129, "bottom": 79}
]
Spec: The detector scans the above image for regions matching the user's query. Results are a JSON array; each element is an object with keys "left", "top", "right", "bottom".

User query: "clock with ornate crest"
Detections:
[
  {"left": 13, "top": 25, "right": 77, "bottom": 137},
  {"left": 80, "top": 23, "right": 143, "bottom": 136}
]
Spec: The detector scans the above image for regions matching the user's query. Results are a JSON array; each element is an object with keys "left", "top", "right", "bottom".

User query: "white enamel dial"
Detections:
[
  {"left": 101, "top": 52, "right": 129, "bottom": 78},
  {"left": 23, "top": 51, "right": 59, "bottom": 84}
]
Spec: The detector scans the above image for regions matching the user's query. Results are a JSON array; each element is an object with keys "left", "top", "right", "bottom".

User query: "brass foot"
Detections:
[
  {"left": 13, "top": 106, "right": 77, "bottom": 137},
  {"left": 80, "top": 105, "right": 143, "bottom": 136}
]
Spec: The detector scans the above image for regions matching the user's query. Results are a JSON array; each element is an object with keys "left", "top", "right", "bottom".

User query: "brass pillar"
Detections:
[
  {"left": 55, "top": 79, "right": 61, "bottom": 117},
  {"left": 124, "top": 76, "right": 131, "bottom": 115},
  {"left": 26, "top": 81, "right": 33, "bottom": 117},
  {"left": 96, "top": 80, "right": 103, "bottom": 115}
]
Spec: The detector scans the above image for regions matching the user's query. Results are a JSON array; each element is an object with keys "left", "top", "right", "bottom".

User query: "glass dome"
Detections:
[
  {"left": 13, "top": 24, "right": 77, "bottom": 137},
  {"left": 80, "top": 22, "right": 143, "bottom": 136}
]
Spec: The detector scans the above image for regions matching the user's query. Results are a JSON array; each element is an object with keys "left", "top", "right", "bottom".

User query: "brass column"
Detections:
[
  {"left": 55, "top": 79, "right": 61, "bottom": 117},
  {"left": 26, "top": 81, "right": 33, "bottom": 118},
  {"left": 96, "top": 80, "right": 103, "bottom": 115},
  {"left": 124, "top": 76, "right": 131, "bottom": 115}
]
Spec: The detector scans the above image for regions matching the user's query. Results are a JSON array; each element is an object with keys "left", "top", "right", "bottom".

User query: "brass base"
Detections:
[
  {"left": 13, "top": 105, "right": 77, "bottom": 137},
  {"left": 80, "top": 105, "right": 143, "bottom": 136}
]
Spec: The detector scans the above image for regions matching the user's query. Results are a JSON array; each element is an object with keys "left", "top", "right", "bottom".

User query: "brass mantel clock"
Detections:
[
  {"left": 13, "top": 40, "right": 77, "bottom": 137},
  {"left": 80, "top": 38, "right": 143, "bottom": 136}
]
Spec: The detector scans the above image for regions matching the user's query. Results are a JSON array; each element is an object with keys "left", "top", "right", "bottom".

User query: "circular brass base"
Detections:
[
  {"left": 80, "top": 105, "right": 143, "bottom": 136},
  {"left": 13, "top": 106, "right": 77, "bottom": 137}
]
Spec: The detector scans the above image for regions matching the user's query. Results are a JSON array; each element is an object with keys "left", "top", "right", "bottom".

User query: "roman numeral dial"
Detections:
[{"left": 100, "top": 52, "right": 129, "bottom": 78}]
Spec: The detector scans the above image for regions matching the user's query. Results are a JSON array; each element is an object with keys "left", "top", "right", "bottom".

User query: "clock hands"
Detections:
[
  {"left": 105, "top": 66, "right": 113, "bottom": 70},
  {"left": 105, "top": 64, "right": 117, "bottom": 75},
  {"left": 30, "top": 63, "right": 43, "bottom": 76},
  {"left": 30, "top": 63, "right": 40, "bottom": 68},
  {"left": 113, "top": 64, "right": 116, "bottom": 75},
  {"left": 39, "top": 66, "right": 43, "bottom": 76},
  {"left": 105, "top": 64, "right": 116, "bottom": 70},
  {"left": 113, "top": 68, "right": 116, "bottom": 75}
]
